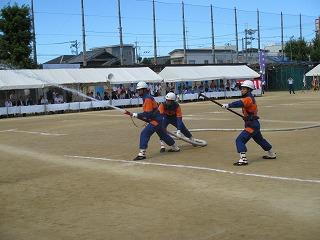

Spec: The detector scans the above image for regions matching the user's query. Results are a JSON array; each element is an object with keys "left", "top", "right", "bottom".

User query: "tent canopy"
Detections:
[
  {"left": 159, "top": 65, "right": 260, "bottom": 82},
  {"left": 0, "top": 67, "right": 163, "bottom": 90},
  {"left": 305, "top": 64, "right": 320, "bottom": 77},
  {"left": 0, "top": 70, "right": 46, "bottom": 90}
]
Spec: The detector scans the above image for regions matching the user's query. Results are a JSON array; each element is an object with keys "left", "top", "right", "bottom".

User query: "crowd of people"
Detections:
[
  {"left": 175, "top": 80, "right": 240, "bottom": 94},
  {"left": 3, "top": 90, "right": 67, "bottom": 107}
]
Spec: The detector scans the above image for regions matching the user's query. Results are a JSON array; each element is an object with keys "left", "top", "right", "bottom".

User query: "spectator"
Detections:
[
  {"left": 9, "top": 90, "right": 17, "bottom": 106},
  {"left": 111, "top": 91, "right": 118, "bottom": 100},
  {"left": 87, "top": 91, "right": 94, "bottom": 101},
  {"left": 198, "top": 82, "right": 204, "bottom": 93},
  {"left": 226, "top": 80, "right": 231, "bottom": 91},
  {"left": 39, "top": 95, "right": 48, "bottom": 105},
  {"left": 129, "top": 83, "right": 135, "bottom": 95},
  {"left": 192, "top": 84, "right": 198, "bottom": 93},
  {"left": 312, "top": 76, "right": 319, "bottom": 91},
  {"left": 47, "top": 89, "right": 54, "bottom": 104},
  {"left": 16, "top": 97, "right": 25, "bottom": 106},
  {"left": 231, "top": 80, "right": 237, "bottom": 91},
  {"left": 5, "top": 99, "right": 13, "bottom": 107},
  {"left": 261, "top": 80, "right": 266, "bottom": 94},
  {"left": 95, "top": 92, "right": 102, "bottom": 100},
  {"left": 287, "top": 76, "right": 295, "bottom": 94},
  {"left": 210, "top": 81, "right": 217, "bottom": 91},
  {"left": 25, "top": 96, "right": 33, "bottom": 105},
  {"left": 204, "top": 81, "right": 209, "bottom": 92},
  {"left": 165, "top": 83, "right": 170, "bottom": 94},
  {"left": 54, "top": 94, "right": 64, "bottom": 104},
  {"left": 103, "top": 91, "right": 110, "bottom": 100},
  {"left": 124, "top": 88, "right": 131, "bottom": 99}
]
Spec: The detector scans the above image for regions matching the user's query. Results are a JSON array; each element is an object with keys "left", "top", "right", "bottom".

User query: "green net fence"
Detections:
[{"left": 266, "top": 64, "right": 313, "bottom": 91}]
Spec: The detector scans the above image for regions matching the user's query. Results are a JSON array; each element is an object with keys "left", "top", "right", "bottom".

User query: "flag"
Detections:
[{"left": 259, "top": 51, "right": 266, "bottom": 85}]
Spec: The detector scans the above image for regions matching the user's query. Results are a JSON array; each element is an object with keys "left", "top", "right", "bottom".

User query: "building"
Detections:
[
  {"left": 68, "top": 48, "right": 120, "bottom": 67},
  {"left": 100, "top": 44, "right": 136, "bottom": 65},
  {"left": 169, "top": 46, "right": 237, "bottom": 64},
  {"left": 238, "top": 48, "right": 260, "bottom": 65},
  {"left": 42, "top": 55, "right": 79, "bottom": 69},
  {"left": 43, "top": 44, "right": 136, "bottom": 68}
]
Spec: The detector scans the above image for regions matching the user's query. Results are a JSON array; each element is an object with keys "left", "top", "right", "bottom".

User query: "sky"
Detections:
[{"left": 0, "top": 0, "right": 319, "bottom": 63}]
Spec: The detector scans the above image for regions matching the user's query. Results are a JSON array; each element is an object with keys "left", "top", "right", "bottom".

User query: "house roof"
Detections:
[
  {"left": 67, "top": 49, "right": 117, "bottom": 64},
  {"left": 43, "top": 55, "right": 75, "bottom": 64}
]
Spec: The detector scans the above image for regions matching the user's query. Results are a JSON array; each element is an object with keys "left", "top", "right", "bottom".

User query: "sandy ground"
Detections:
[{"left": 1, "top": 91, "right": 320, "bottom": 240}]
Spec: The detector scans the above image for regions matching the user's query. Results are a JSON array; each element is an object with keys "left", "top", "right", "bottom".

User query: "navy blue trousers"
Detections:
[
  {"left": 140, "top": 123, "right": 175, "bottom": 149},
  {"left": 162, "top": 118, "right": 192, "bottom": 138},
  {"left": 236, "top": 120, "right": 272, "bottom": 153}
]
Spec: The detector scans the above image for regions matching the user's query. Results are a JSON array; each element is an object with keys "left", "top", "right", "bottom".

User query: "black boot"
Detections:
[{"left": 133, "top": 155, "right": 146, "bottom": 161}]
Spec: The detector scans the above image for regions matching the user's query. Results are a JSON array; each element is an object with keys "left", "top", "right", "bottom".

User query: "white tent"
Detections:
[
  {"left": 0, "top": 67, "right": 163, "bottom": 90},
  {"left": 305, "top": 64, "right": 320, "bottom": 77},
  {"left": 0, "top": 70, "right": 46, "bottom": 90},
  {"left": 159, "top": 65, "right": 260, "bottom": 82}
]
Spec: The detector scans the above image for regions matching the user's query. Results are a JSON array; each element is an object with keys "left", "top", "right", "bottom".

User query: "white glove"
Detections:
[
  {"left": 221, "top": 103, "right": 229, "bottom": 109},
  {"left": 132, "top": 113, "right": 138, "bottom": 118},
  {"left": 176, "top": 130, "right": 182, "bottom": 137}
]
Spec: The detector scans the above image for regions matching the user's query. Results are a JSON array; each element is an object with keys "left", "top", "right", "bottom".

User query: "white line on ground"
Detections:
[
  {"left": 65, "top": 155, "right": 320, "bottom": 184},
  {"left": 0, "top": 129, "right": 17, "bottom": 133},
  {"left": 0, "top": 129, "right": 67, "bottom": 136}
]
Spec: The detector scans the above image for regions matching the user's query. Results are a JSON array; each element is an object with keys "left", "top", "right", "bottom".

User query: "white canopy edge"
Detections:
[
  {"left": 0, "top": 67, "right": 163, "bottom": 90},
  {"left": 159, "top": 65, "right": 260, "bottom": 82},
  {"left": 305, "top": 64, "right": 320, "bottom": 77}
]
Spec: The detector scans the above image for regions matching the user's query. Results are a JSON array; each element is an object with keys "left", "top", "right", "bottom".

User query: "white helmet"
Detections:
[
  {"left": 241, "top": 80, "right": 255, "bottom": 90},
  {"left": 136, "top": 81, "right": 148, "bottom": 90},
  {"left": 165, "top": 92, "right": 176, "bottom": 101}
]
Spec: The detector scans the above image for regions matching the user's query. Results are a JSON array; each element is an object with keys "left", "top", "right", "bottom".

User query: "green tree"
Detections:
[
  {"left": 141, "top": 57, "right": 152, "bottom": 65},
  {"left": 0, "top": 4, "right": 35, "bottom": 68},
  {"left": 284, "top": 38, "right": 310, "bottom": 61},
  {"left": 310, "top": 36, "right": 320, "bottom": 62}
]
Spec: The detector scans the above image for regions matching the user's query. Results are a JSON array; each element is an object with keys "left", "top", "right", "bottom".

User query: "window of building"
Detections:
[
  {"left": 204, "top": 60, "right": 209, "bottom": 64},
  {"left": 188, "top": 60, "right": 196, "bottom": 64}
]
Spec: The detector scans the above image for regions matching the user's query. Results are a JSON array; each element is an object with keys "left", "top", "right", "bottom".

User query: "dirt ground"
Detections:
[{"left": 1, "top": 91, "right": 320, "bottom": 240}]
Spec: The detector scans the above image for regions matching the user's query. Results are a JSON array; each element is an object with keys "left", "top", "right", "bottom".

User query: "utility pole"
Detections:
[
  {"left": 135, "top": 41, "right": 139, "bottom": 63},
  {"left": 210, "top": 5, "right": 215, "bottom": 64},
  {"left": 81, "top": 0, "right": 87, "bottom": 67},
  {"left": 242, "top": 37, "right": 244, "bottom": 54},
  {"left": 182, "top": 1, "right": 187, "bottom": 64},
  {"left": 257, "top": 9, "right": 261, "bottom": 52},
  {"left": 234, "top": 7, "right": 239, "bottom": 63},
  {"left": 70, "top": 40, "right": 79, "bottom": 55},
  {"left": 299, "top": 13, "right": 302, "bottom": 40},
  {"left": 117, "top": 0, "right": 124, "bottom": 65},
  {"left": 245, "top": 29, "right": 248, "bottom": 63},
  {"left": 31, "top": 0, "right": 37, "bottom": 65},
  {"left": 281, "top": 12, "right": 284, "bottom": 61},
  {"left": 152, "top": 0, "right": 157, "bottom": 64}
]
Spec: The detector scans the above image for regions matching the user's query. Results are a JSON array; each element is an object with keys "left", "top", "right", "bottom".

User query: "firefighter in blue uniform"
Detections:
[
  {"left": 158, "top": 92, "right": 194, "bottom": 152},
  {"left": 130, "top": 82, "right": 180, "bottom": 160},
  {"left": 221, "top": 80, "right": 276, "bottom": 166}
]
